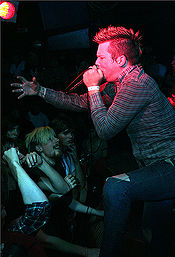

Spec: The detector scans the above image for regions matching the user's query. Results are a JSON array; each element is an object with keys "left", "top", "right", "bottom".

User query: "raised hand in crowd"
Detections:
[{"left": 24, "top": 151, "right": 78, "bottom": 194}]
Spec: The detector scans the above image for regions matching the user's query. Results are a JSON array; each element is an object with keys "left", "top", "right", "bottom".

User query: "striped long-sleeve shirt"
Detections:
[{"left": 43, "top": 64, "right": 175, "bottom": 166}]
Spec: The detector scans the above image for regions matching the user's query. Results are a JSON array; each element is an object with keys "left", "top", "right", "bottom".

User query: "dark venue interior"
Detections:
[{"left": 1, "top": 1, "right": 175, "bottom": 257}]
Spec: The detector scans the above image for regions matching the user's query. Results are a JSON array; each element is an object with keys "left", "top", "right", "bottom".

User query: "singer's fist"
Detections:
[{"left": 83, "top": 65, "right": 103, "bottom": 88}]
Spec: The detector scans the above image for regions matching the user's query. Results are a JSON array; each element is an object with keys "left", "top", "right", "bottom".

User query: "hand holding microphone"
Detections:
[{"left": 83, "top": 65, "right": 104, "bottom": 91}]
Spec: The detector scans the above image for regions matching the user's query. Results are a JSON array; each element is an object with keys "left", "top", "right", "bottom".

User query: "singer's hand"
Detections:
[
  {"left": 83, "top": 65, "right": 103, "bottom": 88},
  {"left": 10, "top": 76, "right": 41, "bottom": 99}
]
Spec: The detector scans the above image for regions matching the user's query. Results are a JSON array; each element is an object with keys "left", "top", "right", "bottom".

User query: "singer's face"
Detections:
[{"left": 95, "top": 41, "right": 120, "bottom": 82}]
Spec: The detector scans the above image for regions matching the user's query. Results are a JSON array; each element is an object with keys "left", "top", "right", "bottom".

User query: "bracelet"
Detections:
[
  {"left": 38, "top": 86, "right": 46, "bottom": 97},
  {"left": 35, "top": 83, "right": 46, "bottom": 97},
  {"left": 88, "top": 86, "right": 99, "bottom": 91}
]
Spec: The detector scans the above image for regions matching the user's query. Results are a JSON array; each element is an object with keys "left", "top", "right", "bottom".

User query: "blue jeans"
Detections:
[{"left": 99, "top": 160, "right": 175, "bottom": 257}]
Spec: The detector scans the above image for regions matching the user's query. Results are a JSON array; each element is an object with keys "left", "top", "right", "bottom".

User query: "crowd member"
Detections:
[
  {"left": 2, "top": 115, "right": 25, "bottom": 152},
  {"left": 1, "top": 147, "right": 50, "bottom": 257},
  {"left": 49, "top": 118, "right": 87, "bottom": 203},
  {"left": 24, "top": 126, "right": 104, "bottom": 216},
  {"left": 6, "top": 105, "right": 35, "bottom": 138},
  {"left": 11, "top": 25, "right": 175, "bottom": 257},
  {"left": 24, "top": 126, "right": 104, "bottom": 257},
  {"left": 49, "top": 119, "right": 107, "bottom": 250},
  {"left": 23, "top": 126, "right": 76, "bottom": 200}
]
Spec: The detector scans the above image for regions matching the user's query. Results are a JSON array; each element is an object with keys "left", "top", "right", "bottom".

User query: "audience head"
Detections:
[
  {"left": 49, "top": 119, "right": 75, "bottom": 152},
  {"left": 1, "top": 136, "right": 16, "bottom": 155},
  {"left": 2, "top": 117, "right": 20, "bottom": 141},
  {"left": 25, "top": 126, "right": 62, "bottom": 159}
]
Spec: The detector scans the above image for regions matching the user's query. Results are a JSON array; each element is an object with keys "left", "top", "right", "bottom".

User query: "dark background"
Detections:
[{"left": 2, "top": 1, "right": 175, "bottom": 62}]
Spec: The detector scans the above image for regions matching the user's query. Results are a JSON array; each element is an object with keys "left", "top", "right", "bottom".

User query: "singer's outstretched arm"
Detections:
[
  {"left": 11, "top": 76, "right": 89, "bottom": 111},
  {"left": 10, "top": 76, "right": 115, "bottom": 112}
]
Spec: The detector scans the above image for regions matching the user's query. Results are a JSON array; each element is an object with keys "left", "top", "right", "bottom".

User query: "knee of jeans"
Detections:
[{"left": 103, "top": 177, "right": 130, "bottom": 202}]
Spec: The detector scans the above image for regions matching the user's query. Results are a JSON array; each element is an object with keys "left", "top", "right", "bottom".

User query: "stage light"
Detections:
[{"left": 0, "top": 1, "right": 15, "bottom": 20}]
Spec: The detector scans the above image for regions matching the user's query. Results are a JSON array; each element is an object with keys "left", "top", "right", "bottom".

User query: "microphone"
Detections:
[
  {"left": 65, "top": 65, "right": 99, "bottom": 93},
  {"left": 88, "top": 65, "right": 99, "bottom": 70}
]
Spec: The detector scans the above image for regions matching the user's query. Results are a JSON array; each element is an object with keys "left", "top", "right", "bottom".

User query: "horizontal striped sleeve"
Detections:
[
  {"left": 45, "top": 88, "right": 88, "bottom": 112},
  {"left": 89, "top": 80, "right": 151, "bottom": 140}
]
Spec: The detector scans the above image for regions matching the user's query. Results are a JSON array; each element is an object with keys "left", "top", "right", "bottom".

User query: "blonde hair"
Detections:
[{"left": 25, "top": 126, "right": 56, "bottom": 152}]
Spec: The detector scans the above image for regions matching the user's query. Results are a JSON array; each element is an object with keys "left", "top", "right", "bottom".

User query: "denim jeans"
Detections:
[{"left": 99, "top": 160, "right": 175, "bottom": 257}]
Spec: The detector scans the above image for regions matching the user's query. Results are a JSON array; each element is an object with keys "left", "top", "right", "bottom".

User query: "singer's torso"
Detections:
[{"left": 44, "top": 64, "right": 175, "bottom": 166}]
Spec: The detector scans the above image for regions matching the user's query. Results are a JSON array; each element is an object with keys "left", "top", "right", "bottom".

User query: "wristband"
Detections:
[
  {"left": 38, "top": 86, "right": 46, "bottom": 97},
  {"left": 35, "top": 84, "right": 46, "bottom": 98},
  {"left": 88, "top": 86, "right": 99, "bottom": 92}
]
